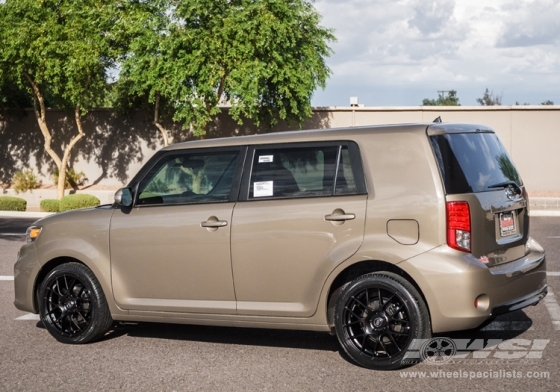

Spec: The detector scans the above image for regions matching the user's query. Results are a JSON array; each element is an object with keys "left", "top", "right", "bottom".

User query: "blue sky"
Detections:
[{"left": 311, "top": 0, "right": 560, "bottom": 106}]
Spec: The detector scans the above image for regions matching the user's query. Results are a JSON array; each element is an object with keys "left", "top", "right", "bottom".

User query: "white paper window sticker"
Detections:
[
  {"left": 254, "top": 181, "right": 273, "bottom": 197},
  {"left": 258, "top": 155, "right": 274, "bottom": 163}
]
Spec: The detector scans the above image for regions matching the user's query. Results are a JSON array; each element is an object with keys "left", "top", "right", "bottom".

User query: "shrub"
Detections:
[
  {"left": 52, "top": 168, "right": 88, "bottom": 189},
  {"left": 59, "top": 194, "right": 100, "bottom": 212},
  {"left": 0, "top": 196, "right": 27, "bottom": 211},
  {"left": 40, "top": 199, "right": 60, "bottom": 213},
  {"left": 12, "top": 169, "right": 41, "bottom": 193}
]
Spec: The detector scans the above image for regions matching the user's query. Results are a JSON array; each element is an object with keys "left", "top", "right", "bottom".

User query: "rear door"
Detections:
[
  {"left": 231, "top": 141, "right": 368, "bottom": 317},
  {"left": 429, "top": 126, "right": 528, "bottom": 266}
]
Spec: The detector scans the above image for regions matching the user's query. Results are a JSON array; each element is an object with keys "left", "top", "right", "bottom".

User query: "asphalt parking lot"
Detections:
[{"left": 1, "top": 216, "right": 559, "bottom": 391}]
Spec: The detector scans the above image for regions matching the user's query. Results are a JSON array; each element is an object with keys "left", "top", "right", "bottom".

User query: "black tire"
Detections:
[
  {"left": 38, "top": 263, "right": 113, "bottom": 344},
  {"left": 334, "top": 272, "right": 431, "bottom": 370}
]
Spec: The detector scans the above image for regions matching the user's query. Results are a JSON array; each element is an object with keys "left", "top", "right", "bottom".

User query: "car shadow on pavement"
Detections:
[
  {"left": 101, "top": 310, "right": 532, "bottom": 357},
  {"left": 98, "top": 321, "right": 341, "bottom": 352},
  {"left": 435, "top": 310, "right": 533, "bottom": 341}
]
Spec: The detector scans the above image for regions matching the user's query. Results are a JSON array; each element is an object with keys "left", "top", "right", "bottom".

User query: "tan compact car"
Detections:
[{"left": 14, "top": 123, "right": 547, "bottom": 370}]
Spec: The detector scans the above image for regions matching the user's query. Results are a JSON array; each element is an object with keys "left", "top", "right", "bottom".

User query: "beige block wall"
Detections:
[{"left": 1, "top": 106, "right": 559, "bottom": 192}]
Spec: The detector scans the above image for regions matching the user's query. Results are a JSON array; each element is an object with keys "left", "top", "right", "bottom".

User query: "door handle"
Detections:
[
  {"left": 201, "top": 220, "right": 228, "bottom": 228},
  {"left": 324, "top": 213, "right": 355, "bottom": 221}
]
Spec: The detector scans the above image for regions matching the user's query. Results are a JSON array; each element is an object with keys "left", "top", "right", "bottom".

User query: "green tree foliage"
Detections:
[
  {"left": 116, "top": 0, "right": 335, "bottom": 141},
  {"left": 497, "top": 153, "right": 521, "bottom": 184},
  {"left": 541, "top": 100, "right": 554, "bottom": 105},
  {"left": 0, "top": 0, "right": 122, "bottom": 198},
  {"left": 0, "top": 78, "right": 33, "bottom": 115},
  {"left": 422, "top": 90, "right": 460, "bottom": 106},
  {"left": 477, "top": 88, "right": 502, "bottom": 106},
  {"left": 11, "top": 169, "right": 41, "bottom": 193}
]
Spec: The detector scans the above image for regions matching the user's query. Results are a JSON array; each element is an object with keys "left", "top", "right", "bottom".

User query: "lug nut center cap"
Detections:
[{"left": 373, "top": 317, "right": 385, "bottom": 328}]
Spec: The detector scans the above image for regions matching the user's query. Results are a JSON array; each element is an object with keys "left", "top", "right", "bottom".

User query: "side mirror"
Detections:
[{"left": 114, "top": 187, "right": 133, "bottom": 207}]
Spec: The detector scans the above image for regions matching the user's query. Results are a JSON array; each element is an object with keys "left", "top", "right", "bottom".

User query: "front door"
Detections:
[{"left": 110, "top": 148, "right": 243, "bottom": 314}]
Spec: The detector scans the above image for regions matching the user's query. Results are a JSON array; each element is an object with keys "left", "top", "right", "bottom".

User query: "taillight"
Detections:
[{"left": 446, "top": 201, "right": 471, "bottom": 252}]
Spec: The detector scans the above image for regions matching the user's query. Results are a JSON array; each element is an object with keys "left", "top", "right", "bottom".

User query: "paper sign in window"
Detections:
[
  {"left": 258, "top": 155, "right": 274, "bottom": 163},
  {"left": 254, "top": 181, "right": 273, "bottom": 197}
]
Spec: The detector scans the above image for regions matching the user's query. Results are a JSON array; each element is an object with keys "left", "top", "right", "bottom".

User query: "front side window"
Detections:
[
  {"left": 248, "top": 145, "right": 356, "bottom": 199},
  {"left": 137, "top": 150, "right": 239, "bottom": 205}
]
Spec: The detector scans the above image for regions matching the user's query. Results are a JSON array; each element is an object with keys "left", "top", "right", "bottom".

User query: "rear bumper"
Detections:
[
  {"left": 492, "top": 284, "right": 547, "bottom": 317},
  {"left": 399, "top": 237, "right": 547, "bottom": 333}
]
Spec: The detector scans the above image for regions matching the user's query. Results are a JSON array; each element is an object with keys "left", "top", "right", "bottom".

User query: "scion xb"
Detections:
[{"left": 14, "top": 122, "right": 547, "bottom": 370}]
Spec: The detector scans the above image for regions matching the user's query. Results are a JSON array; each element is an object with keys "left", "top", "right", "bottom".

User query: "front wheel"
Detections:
[
  {"left": 38, "top": 263, "right": 113, "bottom": 344},
  {"left": 334, "top": 272, "right": 431, "bottom": 370}
]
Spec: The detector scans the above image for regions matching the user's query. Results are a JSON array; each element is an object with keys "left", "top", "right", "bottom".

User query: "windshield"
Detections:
[{"left": 430, "top": 132, "right": 522, "bottom": 195}]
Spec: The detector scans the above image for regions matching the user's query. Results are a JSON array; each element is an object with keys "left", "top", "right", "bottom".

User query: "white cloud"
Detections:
[
  {"left": 496, "top": 0, "right": 560, "bottom": 47},
  {"left": 312, "top": 0, "right": 560, "bottom": 106},
  {"left": 408, "top": 0, "right": 456, "bottom": 36}
]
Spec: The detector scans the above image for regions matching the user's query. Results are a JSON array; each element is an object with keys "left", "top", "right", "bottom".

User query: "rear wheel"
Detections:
[
  {"left": 334, "top": 272, "right": 431, "bottom": 370},
  {"left": 39, "top": 263, "right": 113, "bottom": 344}
]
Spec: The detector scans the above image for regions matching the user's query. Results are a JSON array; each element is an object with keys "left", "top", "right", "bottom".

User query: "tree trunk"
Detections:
[
  {"left": 154, "top": 93, "right": 170, "bottom": 146},
  {"left": 55, "top": 106, "right": 86, "bottom": 199},
  {"left": 24, "top": 73, "right": 62, "bottom": 169},
  {"left": 24, "top": 73, "right": 86, "bottom": 199}
]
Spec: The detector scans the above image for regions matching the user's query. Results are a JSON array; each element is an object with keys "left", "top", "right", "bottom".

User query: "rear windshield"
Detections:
[{"left": 429, "top": 132, "right": 522, "bottom": 195}]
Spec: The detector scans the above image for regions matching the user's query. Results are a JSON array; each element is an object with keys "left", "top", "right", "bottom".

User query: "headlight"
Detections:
[{"left": 25, "top": 226, "right": 42, "bottom": 243}]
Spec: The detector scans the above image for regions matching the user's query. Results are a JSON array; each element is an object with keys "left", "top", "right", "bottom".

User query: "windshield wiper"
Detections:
[{"left": 488, "top": 181, "right": 522, "bottom": 193}]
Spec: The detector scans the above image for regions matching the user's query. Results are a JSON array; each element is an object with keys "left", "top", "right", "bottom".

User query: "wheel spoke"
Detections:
[
  {"left": 385, "top": 332, "right": 402, "bottom": 352},
  {"left": 347, "top": 330, "right": 367, "bottom": 339},
  {"left": 388, "top": 329, "right": 409, "bottom": 337},
  {"left": 382, "top": 294, "right": 397, "bottom": 311},
  {"left": 71, "top": 316, "right": 83, "bottom": 331},
  {"left": 360, "top": 335, "right": 368, "bottom": 353},
  {"left": 67, "top": 277, "right": 78, "bottom": 293},
  {"left": 377, "top": 338, "right": 390, "bottom": 358},
  {"left": 54, "top": 281, "right": 64, "bottom": 296},
  {"left": 77, "top": 285, "right": 87, "bottom": 298},
  {"left": 344, "top": 305, "right": 364, "bottom": 320},
  {"left": 344, "top": 319, "right": 363, "bottom": 327},
  {"left": 77, "top": 311, "right": 89, "bottom": 322},
  {"left": 349, "top": 295, "right": 369, "bottom": 312}
]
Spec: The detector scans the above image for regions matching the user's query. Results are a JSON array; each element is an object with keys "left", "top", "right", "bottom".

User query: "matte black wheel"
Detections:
[
  {"left": 39, "top": 263, "right": 113, "bottom": 344},
  {"left": 334, "top": 272, "right": 431, "bottom": 370}
]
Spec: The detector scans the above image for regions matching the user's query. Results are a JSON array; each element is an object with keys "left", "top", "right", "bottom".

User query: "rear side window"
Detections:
[
  {"left": 248, "top": 145, "right": 358, "bottom": 199},
  {"left": 430, "top": 133, "right": 522, "bottom": 195}
]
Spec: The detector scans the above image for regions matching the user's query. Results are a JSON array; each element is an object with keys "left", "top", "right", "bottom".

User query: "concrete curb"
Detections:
[
  {"left": 529, "top": 210, "right": 560, "bottom": 217},
  {"left": 0, "top": 211, "right": 54, "bottom": 218}
]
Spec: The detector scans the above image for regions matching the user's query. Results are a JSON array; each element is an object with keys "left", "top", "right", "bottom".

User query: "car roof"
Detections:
[{"left": 162, "top": 122, "right": 495, "bottom": 151}]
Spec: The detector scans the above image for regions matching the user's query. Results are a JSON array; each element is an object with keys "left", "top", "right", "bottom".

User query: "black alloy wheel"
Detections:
[
  {"left": 39, "top": 263, "right": 113, "bottom": 344},
  {"left": 334, "top": 272, "right": 431, "bottom": 370}
]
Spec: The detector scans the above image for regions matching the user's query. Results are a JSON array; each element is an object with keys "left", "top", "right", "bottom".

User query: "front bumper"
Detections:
[{"left": 14, "top": 242, "right": 41, "bottom": 313}]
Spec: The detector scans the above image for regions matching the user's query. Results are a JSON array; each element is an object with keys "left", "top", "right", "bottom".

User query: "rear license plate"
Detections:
[{"left": 499, "top": 211, "right": 516, "bottom": 237}]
